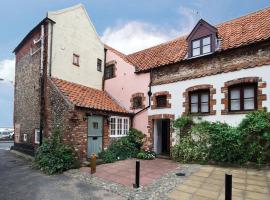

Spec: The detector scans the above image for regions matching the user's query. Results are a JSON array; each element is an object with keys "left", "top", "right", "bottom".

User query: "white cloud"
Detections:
[
  {"left": 101, "top": 6, "right": 197, "bottom": 54},
  {"left": 0, "top": 58, "right": 15, "bottom": 82}
]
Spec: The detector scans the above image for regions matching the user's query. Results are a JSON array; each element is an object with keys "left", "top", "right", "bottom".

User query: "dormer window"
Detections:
[
  {"left": 187, "top": 19, "right": 218, "bottom": 58},
  {"left": 192, "top": 36, "right": 211, "bottom": 57}
]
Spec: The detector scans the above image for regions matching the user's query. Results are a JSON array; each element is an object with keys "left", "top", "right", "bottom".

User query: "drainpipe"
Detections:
[
  {"left": 39, "top": 24, "right": 45, "bottom": 145},
  {"left": 102, "top": 48, "right": 107, "bottom": 91}
]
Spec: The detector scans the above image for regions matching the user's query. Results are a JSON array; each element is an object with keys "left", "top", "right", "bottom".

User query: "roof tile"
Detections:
[
  {"left": 121, "top": 7, "right": 270, "bottom": 71},
  {"left": 51, "top": 77, "right": 130, "bottom": 114}
]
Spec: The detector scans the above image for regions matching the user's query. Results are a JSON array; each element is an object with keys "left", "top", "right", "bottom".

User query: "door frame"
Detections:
[
  {"left": 87, "top": 115, "right": 103, "bottom": 157},
  {"left": 150, "top": 114, "right": 175, "bottom": 157}
]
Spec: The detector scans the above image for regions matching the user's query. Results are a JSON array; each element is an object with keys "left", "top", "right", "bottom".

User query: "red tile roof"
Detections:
[
  {"left": 51, "top": 78, "right": 130, "bottom": 114},
  {"left": 109, "top": 7, "right": 270, "bottom": 72}
]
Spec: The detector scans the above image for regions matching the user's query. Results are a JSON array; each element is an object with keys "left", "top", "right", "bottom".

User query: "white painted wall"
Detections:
[
  {"left": 149, "top": 65, "right": 270, "bottom": 128},
  {"left": 48, "top": 4, "right": 104, "bottom": 89}
]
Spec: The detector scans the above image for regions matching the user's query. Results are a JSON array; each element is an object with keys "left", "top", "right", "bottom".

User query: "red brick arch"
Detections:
[
  {"left": 221, "top": 77, "right": 267, "bottom": 114},
  {"left": 183, "top": 84, "right": 216, "bottom": 115}
]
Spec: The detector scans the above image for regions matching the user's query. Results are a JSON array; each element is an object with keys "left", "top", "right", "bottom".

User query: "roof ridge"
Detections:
[
  {"left": 104, "top": 44, "right": 127, "bottom": 56},
  {"left": 127, "top": 36, "right": 187, "bottom": 56},
  {"left": 127, "top": 6, "right": 270, "bottom": 57},
  {"left": 215, "top": 6, "right": 270, "bottom": 27}
]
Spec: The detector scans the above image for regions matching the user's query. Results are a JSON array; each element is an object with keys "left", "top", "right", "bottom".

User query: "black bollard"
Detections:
[
  {"left": 225, "top": 174, "right": 232, "bottom": 200},
  {"left": 134, "top": 160, "right": 140, "bottom": 188}
]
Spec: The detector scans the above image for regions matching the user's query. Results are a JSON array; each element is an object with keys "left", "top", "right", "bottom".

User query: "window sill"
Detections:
[
  {"left": 222, "top": 109, "right": 257, "bottom": 115},
  {"left": 109, "top": 135, "right": 127, "bottom": 138},
  {"left": 187, "top": 51, "right": 214, "bottom": 60},
  {"left": 73, "top": 63, "right": 80, "bottom": 67},
  {"left": 104, "top": 76, "right": 116, "bottom": 80},
  {"left": 151, "top": 106, "right": 171, "bottom": 110},
  {"left": 189, "top": 112, "right": 214, "bottom": 116}
]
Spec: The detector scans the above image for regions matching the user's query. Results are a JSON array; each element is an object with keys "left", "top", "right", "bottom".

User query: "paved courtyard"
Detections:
[
  {"left": 168, "top": 165, "right": 270, "bottom": 200},
  {"left": 82, "top": 158, "right": 179, "bottom": 187}
]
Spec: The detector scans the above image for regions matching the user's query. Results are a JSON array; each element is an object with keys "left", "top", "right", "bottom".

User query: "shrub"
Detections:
[
  {"left": 34, "top": 129, "right": 76, "bottom": 175},
  {"left": 98, "top": 149, "right": 117, "bottom": 163},
  {"left": 238, "top": 110, "right": 270, "bottom": 164},
  {"left": 207, "top": 122, "right": 244, "bottom": 163},
  {"left": 172, "top": 110, "right": 270, "bottom": 165},
  {"left": 98, "top": 129, "right": 145, "bottom": 163},
  {"left": 136, "top": 150, "right": 156, "bottom": 160},
  {"left": 173, "top": 116, "right": 193, "bottom": 137}
]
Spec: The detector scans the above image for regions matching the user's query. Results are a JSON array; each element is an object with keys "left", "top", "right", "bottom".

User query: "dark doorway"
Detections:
[{"left": 161, "top": 119, "right": 170, "bottom": 155}]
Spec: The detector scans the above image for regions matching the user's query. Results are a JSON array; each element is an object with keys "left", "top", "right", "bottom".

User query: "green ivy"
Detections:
[{"left": 172, "top": 111, "right": 270, "bottom": 165}]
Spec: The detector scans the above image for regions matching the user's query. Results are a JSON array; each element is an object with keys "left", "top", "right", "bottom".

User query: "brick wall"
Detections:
[
  {"left": 152, "top": 40, "right": 270, "bottom": 86},
  {"left": 46, "top": 81, "right": 112, "bottom": 163},
  {"left": 14, "top": 27, "right": 42, "bottom": 146}
]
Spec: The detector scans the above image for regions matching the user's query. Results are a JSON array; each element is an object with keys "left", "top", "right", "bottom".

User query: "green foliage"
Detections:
[
  {"left": 172, "top": 110, "right": 270, "bottom": 165},
  {"left": 34, "top": 129, "right": 76, "bottom": 175},
  {"left": 98, "top": 149, "right": 117, "bottom": 163},
  {"left": 136, "top": 150, "right": 156, "bottom": 160},
  {"left": 173, "top": 116, "right": 193, "bottom": 137},
  {"left": 207, "top": 122, "right": 244, "bottom": 163},
  {"left": 238, "top": 110, "right": 270, "bottom": 164},
  {"left": 98, "top": 129, "right": 145, "bottom": 163}
]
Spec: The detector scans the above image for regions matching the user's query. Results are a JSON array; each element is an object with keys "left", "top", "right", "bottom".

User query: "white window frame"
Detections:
[
  {"left": 23, "top": 134, "right": 27, "bottom": 142},
  {"left": 109, "top": 116, "right": 130, "bottom": 137},
  {"left": 35, "top": 129, "right": 40, "bottom": 144}
]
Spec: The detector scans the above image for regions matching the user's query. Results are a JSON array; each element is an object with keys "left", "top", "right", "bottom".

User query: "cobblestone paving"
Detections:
[
  {"left": 65, "top": 162, "right": 201, "bottom": 200},
  {"left": 168, "top": 165, "right": 270, "bottom": 200}
]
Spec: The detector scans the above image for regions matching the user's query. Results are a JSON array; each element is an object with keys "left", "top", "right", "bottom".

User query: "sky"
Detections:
[{"left": 0, "top": 0, "right": 270, "bottom": 127}]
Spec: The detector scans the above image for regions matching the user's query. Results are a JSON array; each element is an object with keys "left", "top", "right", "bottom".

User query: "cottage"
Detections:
[
  {"left": 13, "top": 4, "right": 270, "bottom": 162},
  {"left": 13, "top": 4, "right": 131, "bottom": 163},
  {"left": 124, "top": 8, "right": 270, "bottom": 156}
]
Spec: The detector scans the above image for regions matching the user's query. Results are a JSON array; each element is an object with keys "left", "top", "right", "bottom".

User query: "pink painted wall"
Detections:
[{"left": 104, "top": 50, "right": 150, "bottom": 135}]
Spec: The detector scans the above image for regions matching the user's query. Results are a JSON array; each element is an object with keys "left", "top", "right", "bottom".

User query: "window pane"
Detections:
[
  {"left": 110, "top": 118, "right": 116, "bottom": 135},
  {"left": 201, "top": 93, "right": 209, "bottom": 103},
  {"left": 192, "top": 48, "right": 200, "bottom": 56},
  {"left": 191, "top": 94, "right": 198, "bottom": 103},
  {"left": 192, "top": 40, "right": 200, "bottom": 48},
  {"left": 156, "top": 95, "right": 167, "bottom": 107},
  {"left": 117, "top": 118, "right": 122, "bottom": 135},
  {"left": 203, "top": 45, "right": 211, "bottom": 54},
  {"left": 203, "top": 37, "right": 211, "bottom": 45},
  {"left": 230, "top": 88, "right": 240, "bottom": 99},
  {"left": 230, "top": 99, "right": 241, "bottom": 111},
  {"left": 244, "top": 99, "right": 255, "bottom": 110},
  {"left": 201, "top": 103, "right": 209, "bottom": 113},
  {"left": 191, "top": 104, "right": 198, "bottom": 113},
  {"left": 244, "top": 86, "right": 255, "bottom": 98}
]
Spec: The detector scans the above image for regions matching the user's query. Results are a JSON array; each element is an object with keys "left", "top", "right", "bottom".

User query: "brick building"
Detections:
[
  {"left": 13, "top": 5, "right": 132, "bottom": 163},
  {"left": 13, "top": 4, "right": 270, "bottom": 161},
  {"left": 124, "top": 8, "right": 270, "bottom": 155}
]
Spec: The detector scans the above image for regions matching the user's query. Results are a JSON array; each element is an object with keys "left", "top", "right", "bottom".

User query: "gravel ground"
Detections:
[{"left": 65, "top": 163, "right": 201, "bottom": 200}]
